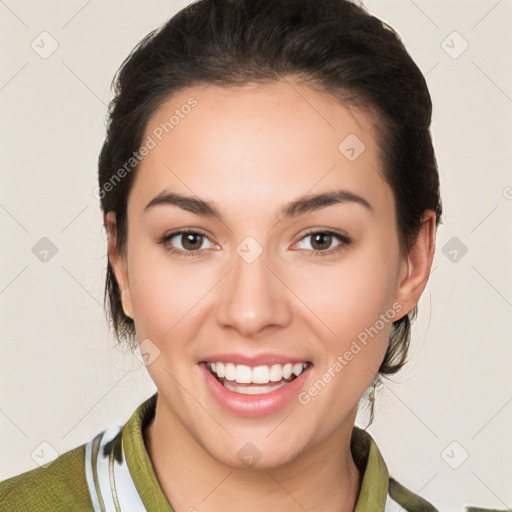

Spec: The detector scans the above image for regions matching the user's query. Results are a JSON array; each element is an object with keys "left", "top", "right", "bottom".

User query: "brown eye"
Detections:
[
  {"left": 180, "top": 233, "right": 204, "bottom": 251},
  {"left": 294, "top": 230, "right": 352, "bottom": 256},
  {"left": 310, "top": 233, "right": 333, "bottom": 251},
  {"left": 159, "top": 229, "right": 216, "bottom": 257}
]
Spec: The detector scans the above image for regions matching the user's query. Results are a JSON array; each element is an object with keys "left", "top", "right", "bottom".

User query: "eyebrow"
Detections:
[{"left": 144, "top": 189, "right": 374, "bottom": 220}]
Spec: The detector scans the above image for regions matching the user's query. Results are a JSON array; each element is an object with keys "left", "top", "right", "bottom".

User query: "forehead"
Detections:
[{"left": 128, "top": 79, "right": 392, "bottom": 217}]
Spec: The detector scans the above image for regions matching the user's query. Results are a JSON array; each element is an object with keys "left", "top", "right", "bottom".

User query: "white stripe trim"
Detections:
[
  {"left": 85, "top": 433, "right": 104, "bottom": 512},
  {"left": 85, "top": 426, "right": 147, "bottom": 511}
]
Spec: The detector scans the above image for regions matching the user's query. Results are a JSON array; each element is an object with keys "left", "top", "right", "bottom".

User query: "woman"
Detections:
[{"left": 1, "top": 0, "right": 446, "bottom": 510}]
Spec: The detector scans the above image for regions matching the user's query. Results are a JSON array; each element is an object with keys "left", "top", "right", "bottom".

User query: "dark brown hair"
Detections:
[{"left": 98, "top": 0, "right": 442, "bottom": 422}]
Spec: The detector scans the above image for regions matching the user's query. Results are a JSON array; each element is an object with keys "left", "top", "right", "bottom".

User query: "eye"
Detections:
[
  {"left": 294, "top": 229, "right": 352, "bottom": 256},
  {"left": 158, "top": 229, "right": 217, "bottom": 257}
]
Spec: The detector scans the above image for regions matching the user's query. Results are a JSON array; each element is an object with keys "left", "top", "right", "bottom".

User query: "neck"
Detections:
[{"left": 145, "top": 398, "right": 362, "bottom": 512}]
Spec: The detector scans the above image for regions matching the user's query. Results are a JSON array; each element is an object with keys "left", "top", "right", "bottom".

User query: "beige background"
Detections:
[{"left": 1, "top": 1, "right": 511, "bottom": 510}]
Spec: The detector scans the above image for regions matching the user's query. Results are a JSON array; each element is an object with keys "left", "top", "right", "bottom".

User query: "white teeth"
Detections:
[
  {"left": 223, "top": 380, "right": 289, "bottom": 395},
  {"left": 282, "top": 363, "right": 293, "bottom": 380},
  {"left": 207, "top": 361, "right": 308, "bottom": 385},
  {"left": 292, "top": 363, "right": 304, "bottom": 376},
  {"left": 252, "top": 365, "right": 270, "bottom": 384},
  {"left": 235, "top": 365, "right": 252, "bottom": 384},
  {"left": 215, "top": 362, "right": 225, "bottom": 378},
  {"left": 225, "top": 363, "right": 236, "bottom": 381},
  {"left": 269, "top": 364, "right": 283, "bottom": 382}
]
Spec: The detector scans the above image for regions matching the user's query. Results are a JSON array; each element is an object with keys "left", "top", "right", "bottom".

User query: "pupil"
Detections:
[
  {"left": 183, "top": 233, "right": 202, "bottom": 250},
  {"left": 312, "top": 233, "right": 331, "bottom": 251}
]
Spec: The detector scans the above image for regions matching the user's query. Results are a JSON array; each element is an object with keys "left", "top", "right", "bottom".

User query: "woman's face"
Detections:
[{"left": 108, "top": 79, "right": 433, "bottom": 469}]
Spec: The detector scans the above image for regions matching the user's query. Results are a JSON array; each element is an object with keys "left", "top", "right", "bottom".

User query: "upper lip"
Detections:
[{"left": 200, "top": 353, "right": 311, "bottom": 367}]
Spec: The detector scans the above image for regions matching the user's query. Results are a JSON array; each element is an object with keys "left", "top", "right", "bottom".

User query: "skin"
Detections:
[{"left": 106, "top": 78, "right": 436, "bottom": 512}]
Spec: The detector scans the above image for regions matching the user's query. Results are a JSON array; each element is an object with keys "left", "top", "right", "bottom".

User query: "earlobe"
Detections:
[
  {"left": 394, "top": 210, "right": 437, "bottom": 317},
  {"left": 120, "top": 288, "right": 134, "bottom": 319},
  {"left": 105, "top": 211, "right": 134, "bottom": 319}
]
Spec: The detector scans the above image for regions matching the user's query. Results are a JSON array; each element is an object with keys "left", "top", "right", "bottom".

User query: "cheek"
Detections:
[
  {"left": 292, "top": 248, "right": 400, "bottom": 342},
  {"left": 288, "top": 241, "right": 400, "bottom": 405},
  {"left": 298, "top": 267, "right": 394, "bottom": 414},
  {"left": 127, "top": 247, "right": 212, "bottom": 342}
]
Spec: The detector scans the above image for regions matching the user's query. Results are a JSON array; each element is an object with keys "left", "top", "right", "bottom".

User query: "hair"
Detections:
[{"left": 98, "top": 0, "right": 442, "bottom": 424}]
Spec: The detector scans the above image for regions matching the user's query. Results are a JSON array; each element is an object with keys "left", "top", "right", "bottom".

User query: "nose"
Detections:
[{"left": 215, "top": 243, "right": 292, "bottom": 338}]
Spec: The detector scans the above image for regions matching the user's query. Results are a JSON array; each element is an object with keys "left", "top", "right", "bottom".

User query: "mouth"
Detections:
[
  {"left": 199, "top": 352, "right": 313, "bottom": 416},
  {"left": 205, "top": 361, "right": 311, "bottom": 395}
]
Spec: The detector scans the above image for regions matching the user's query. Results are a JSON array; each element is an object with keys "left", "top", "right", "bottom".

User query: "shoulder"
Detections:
[
  {"left": 0, "top": 443, "right": 94, "bottom": 512},
  {"left": 387, "top": 476, "right": 438, "bottom": 511},
  {"left": 386, "top": 476, "right": 511, "bottom": 512},
  {"left": 0, "top": 395, "right": 157, "bottom": 512},
  {"left": 351, "top": 426, "right": 440, "bottom": 511}
]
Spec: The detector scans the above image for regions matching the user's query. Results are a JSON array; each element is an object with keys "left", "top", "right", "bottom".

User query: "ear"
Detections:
[
  {"left": 394, "top": 210, "right": 437, "bottom": 318},
  {"left": 105, "top": 211, "right": 134, "bottom": 319}
]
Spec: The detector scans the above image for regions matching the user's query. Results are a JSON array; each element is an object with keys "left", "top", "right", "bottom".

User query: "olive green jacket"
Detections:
[{"left": 0, "top": 394, "right": 505, "bottom": 511}]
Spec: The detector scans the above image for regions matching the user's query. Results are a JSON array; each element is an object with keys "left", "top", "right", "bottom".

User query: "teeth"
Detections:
[
  {"left": 292, "top": 363, "right": 304, "bottom": 376},
  {"left": 236, "top": 365, "right": 252, "bottom": 384},
  {"left": 282, "top": 363, "right": 293, "bottom": 379},
  {"left": 207, "top": 361, "right": 308, "bottom": 385},
  {"left": 252, "top": 365, "right": 269, "bottom": 384},
  {"left": 216, "top": 362, "right": 225, "bottom": 378},
  {"left": 225, "top": 363, "right": 236, "bottom": 381},
  {"left": 223, "top": 380, "right": 289, "bottom": 395},
  {"left": 269, "top": 364, "right": 282, "bottom": 382}
]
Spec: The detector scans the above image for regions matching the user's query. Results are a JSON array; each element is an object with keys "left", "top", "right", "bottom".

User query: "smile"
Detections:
[
  {"left": 207, "top": 361, "right": 307, "bottom": 386},
  {"left": 202, "top": 360, "right": 312, "bottom": 414}
]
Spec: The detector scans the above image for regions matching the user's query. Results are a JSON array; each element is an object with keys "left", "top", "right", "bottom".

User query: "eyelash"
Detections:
[
  {"left": 158, "top": 228, "right": 213, "bottom": 259},
  {"left": 158, "top": 228, "right": 352, "bottom": 259},
  {"left": 298, "top": 229, "right": 352, "bottom": 257}
]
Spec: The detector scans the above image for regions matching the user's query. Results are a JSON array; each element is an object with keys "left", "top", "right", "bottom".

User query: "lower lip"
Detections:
[{"left": 201, "top": 364, "right": 310, "bottom": 417}]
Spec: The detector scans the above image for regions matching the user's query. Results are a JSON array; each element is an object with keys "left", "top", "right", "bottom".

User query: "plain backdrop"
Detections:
[{"left": 1, "top": 1, "right": 511, "bottom": 511}]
